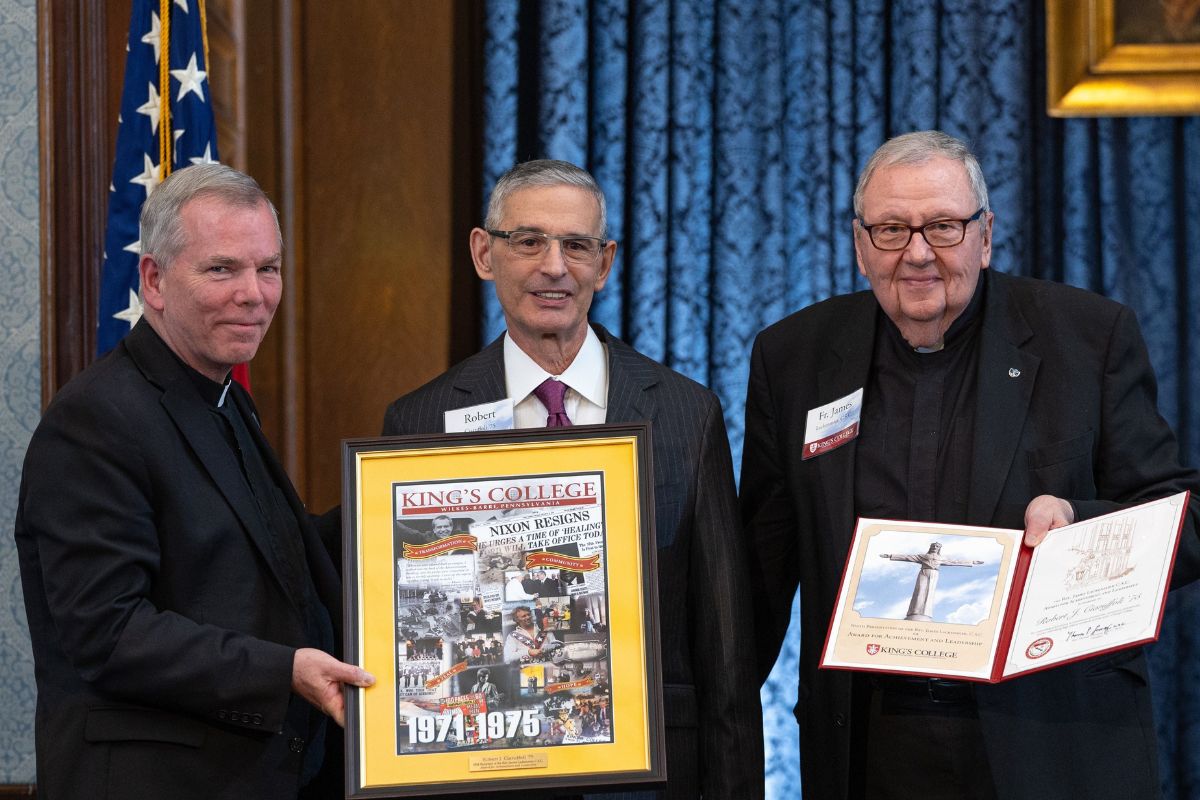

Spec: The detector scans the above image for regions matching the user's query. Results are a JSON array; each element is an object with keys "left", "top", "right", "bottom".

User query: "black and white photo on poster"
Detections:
[{"left": 390, "top": 473, "right": 614, "bottom": 755}]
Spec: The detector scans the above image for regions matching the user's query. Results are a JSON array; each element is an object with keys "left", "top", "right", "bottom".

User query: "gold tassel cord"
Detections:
[
  {"left": 199, "top": 0, "right": 210, "bottom": 78},
  {"left": 158, "top": 0, "right": 172, "bottom": 178}
]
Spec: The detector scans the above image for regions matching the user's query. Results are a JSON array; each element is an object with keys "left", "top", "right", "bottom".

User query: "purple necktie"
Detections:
[{"left": 532, "top": 378, "right": 572, "bottom": 427}]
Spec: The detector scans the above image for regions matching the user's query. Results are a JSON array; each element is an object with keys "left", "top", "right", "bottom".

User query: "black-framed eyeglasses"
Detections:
[
  {"left": 487, "top": 229, "right": 607, "bottom": 263},
  {"left": 857, "top": 208, "right": 986, "bottom": 251}
]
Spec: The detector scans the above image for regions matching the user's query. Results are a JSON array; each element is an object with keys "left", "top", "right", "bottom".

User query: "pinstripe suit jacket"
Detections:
[{"left": 382, "top": 324, "right": 764, "bottom": 800}]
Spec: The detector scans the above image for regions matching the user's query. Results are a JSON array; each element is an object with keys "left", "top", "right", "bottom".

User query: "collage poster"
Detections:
[{"left": 390, "top": 471, "right": 613, "bottom": 756}]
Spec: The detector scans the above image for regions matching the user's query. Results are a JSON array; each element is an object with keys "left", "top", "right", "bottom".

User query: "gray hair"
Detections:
[
  {"left": 484, "top": 159, "right": 608, "bottom": 237},
  {"left": 853, "top": 131, "right": 990, "bottom": 218},
  {"left": 140, "top": 163, "right": 280, "bottom": 269}
]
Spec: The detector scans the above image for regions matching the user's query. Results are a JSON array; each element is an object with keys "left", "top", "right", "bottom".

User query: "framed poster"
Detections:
[
  {"left": 342, "top": 425, "right": 664, "bottom": 797},
  {"left": 1047, "top": 0, "right": 1200, "bottom": 116}
]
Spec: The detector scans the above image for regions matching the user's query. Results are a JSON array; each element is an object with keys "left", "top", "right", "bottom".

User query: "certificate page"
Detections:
[
  {"left": 1002, "top": 492, "right": 1188, "bottom": 678},
  {"left": 822, "top": 519, "right": 1021, "bottom": 680}
]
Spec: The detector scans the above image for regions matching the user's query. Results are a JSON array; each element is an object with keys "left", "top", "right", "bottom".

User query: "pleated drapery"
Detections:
[{"left": 480, "top": 2, "right": 1200, "bottom": 796}]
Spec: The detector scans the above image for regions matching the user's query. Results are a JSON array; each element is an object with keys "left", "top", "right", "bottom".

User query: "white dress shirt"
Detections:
[{"left": 504, "top": 327, "right": 608, "bottom": 428}]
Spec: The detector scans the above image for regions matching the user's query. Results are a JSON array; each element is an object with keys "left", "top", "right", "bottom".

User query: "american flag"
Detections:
[{"left": 98, "top": 0, "right": 219, "bottom": 357}]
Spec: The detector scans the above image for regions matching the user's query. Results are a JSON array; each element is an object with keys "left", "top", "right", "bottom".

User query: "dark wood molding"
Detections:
[
  {"left": 275, "top": 0, "right": 307, "bottom": 483},
  {"left": 37, "top": 0, "right": 124, "bottom": 406},
  {"left": 206, "top": 0, "right": 248, "bottom": 170},
  {"left": 0, "top": 786, "right": 36, "bottom": 797},
  {"left": 450, "top": 0, "right": 484, "bottom": 363}
]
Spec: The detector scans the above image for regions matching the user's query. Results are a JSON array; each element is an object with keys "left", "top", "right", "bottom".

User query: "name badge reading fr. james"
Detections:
[
  {"left": 444, "top": 399, "right": 515, "bottom": 433},
  {"left": 802, "top": 388, "right": 863, "bottom": 460}
]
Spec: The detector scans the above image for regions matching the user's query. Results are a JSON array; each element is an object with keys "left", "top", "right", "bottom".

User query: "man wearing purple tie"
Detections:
[{"left": 381, "top": 160, "right": 764, "bottom": 800}]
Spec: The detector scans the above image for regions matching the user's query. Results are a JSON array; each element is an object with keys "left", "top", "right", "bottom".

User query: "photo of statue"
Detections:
[{"left": 854, "top": 532, "right": 1003, "bottom": 625}]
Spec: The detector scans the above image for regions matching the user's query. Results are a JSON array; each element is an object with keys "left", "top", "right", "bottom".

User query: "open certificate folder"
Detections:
[{"left": 820, "top": 491, "right": 1189, "bottom": 682}]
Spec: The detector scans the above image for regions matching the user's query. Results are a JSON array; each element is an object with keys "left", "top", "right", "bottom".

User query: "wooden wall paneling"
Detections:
[
  {"left": 37, "top": 0, "right": 131, "bottom": 405},
  {"left": 450, "top": 1, "right": 485, "bottom": 364},
  {"left": 274, "top": 0, "right": 306, "bottom": 487},
  {"left": 292, "top": 0, "right": 479, "bottom": 510},
  {"left": 205, "top": 0, "right": 247, "bottom": 171}
]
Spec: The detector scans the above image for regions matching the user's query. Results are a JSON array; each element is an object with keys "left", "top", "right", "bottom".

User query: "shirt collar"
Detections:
[
  {"left": 172, "top": 347, "right": 231, "bottom": 406},
  {"left": 880, "top": 269, "right": 987, "bottom": 355},
  {"left": 504, "top": 325, "right": 608, "bottom": 409},
  {"left": 140, "top": 320, "right": 230, "bottom": 406}
]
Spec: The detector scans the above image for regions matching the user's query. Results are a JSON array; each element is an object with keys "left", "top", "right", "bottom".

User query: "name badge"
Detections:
[
  {"left": 802, "top": 388, "right": 863, "bottom": 460},
  {"left": 444, "top": 399, "right": 515, "bottom": 433}
]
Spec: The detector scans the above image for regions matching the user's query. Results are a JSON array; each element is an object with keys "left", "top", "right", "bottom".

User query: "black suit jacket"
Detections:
[
  {"left": 741, "top": 270, "right": 1200, "bottom": 800},
  {"left": 14, "top": 320, "right": 340, "bottom": 800},
  {"left": 383, "top": 325, "right": 765, "bottom": 800}
]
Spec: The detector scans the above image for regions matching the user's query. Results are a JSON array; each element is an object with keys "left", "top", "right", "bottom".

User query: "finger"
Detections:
[
  {"left": 346, "top": 667, "right": 376, "bottom": 688},
  {"left": 326, "top": 692, "right": 346, "bottom": 728},
  {"left": 1023, "top": 526, "right": 1048, "bottom": 547},
  {"left": 329, "top": 661, "right": 376, "bottom": 687}
]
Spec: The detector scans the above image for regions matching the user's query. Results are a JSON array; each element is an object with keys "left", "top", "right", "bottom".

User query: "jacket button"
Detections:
[
  {"left": 834, "top": 713, "right": 846, "bottom": 727},
  {"left": 218, "top": 710, "right": 227, "bottom": 720},
  {"left": 252, "top": 714, "right": 263, "bottom": 725},
  {"left": 289, "top": 737, "right": 305, "bottom": 753}
]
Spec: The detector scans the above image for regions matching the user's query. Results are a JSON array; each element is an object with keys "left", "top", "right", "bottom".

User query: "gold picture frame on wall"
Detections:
[{"left": 1047, "top": 0, "right": 1200, "bottom": 116}]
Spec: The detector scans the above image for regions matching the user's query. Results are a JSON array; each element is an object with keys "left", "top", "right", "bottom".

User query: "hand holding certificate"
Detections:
[{"left": 820, "top": 491, "right": 1189, "bottom": 682}]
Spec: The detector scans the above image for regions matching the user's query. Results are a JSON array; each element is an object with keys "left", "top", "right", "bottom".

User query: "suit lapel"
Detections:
[
  {"left": 451, "top": 335, "right": 508, "bottom": 407},
  {"left": 595, "top": 325, "right": 657, "bottom": 424},
  {"left": 125, "top": 322, "right": 296, "bottom": 599},
  {"left": 967, "top": 272, "right": 1039, "bottom": 524},
  {"left": 817, "top": 297, "right": 878, "bottom": 550}
]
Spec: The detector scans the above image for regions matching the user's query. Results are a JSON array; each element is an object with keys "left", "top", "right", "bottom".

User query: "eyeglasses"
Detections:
[
  {"left": 857, "top": 208, "right": 986, "bottom": 251},
  {"left": 487, "top": 229, "right": 606, "bottom": 263}
]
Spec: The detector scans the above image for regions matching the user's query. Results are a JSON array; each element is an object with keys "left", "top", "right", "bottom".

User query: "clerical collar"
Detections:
[
  {"left": 178, "top": 364, "right": 230, "bottom": 407},
  {"left": 144, "top": 321, "right": 232, "bottom": 406},
  {"left": 504, "top": 325, "right": 608, "bottom": 409},
  {"left": 882, "top": 271, "right": 987, "bottom": 354}
]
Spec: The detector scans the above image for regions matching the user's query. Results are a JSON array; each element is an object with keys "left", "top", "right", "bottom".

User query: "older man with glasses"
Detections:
[
  {"left": 742, "top": 130, "right": 1200, "bottom": 800},
  {"left": 382, "top": 159, "right": 764, "bottom": 800}
]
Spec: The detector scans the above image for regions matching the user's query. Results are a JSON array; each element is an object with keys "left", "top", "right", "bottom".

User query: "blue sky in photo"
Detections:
[{"left": 853, "top": 531, "right": 1005, "bottom": 625}]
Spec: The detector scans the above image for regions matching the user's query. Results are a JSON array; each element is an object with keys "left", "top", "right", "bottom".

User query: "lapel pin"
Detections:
[{"left": 1008, "top": 368, "right": 1021, "bottom": 378}]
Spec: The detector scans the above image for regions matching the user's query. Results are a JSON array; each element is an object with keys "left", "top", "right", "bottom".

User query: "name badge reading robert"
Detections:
[
  {"left": 802, "top": 388, "right": 864, "bottom": 460},
  {"left": 444, "top": 399, "right": 515, "bottom": 433}
]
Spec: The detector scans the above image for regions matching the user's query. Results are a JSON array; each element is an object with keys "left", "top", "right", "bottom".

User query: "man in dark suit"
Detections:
[
  {"left": 522, "top": 569, "right": 565, "bottom": 598},
  {"left": 383, "top": 159, "right": 764, "bottom": 799},
  {"left": 14, "top": 164, "right": 373, "bottom": 799},
  {"left": 741, "top": 130, "right": 1200, "bottom": 800}
]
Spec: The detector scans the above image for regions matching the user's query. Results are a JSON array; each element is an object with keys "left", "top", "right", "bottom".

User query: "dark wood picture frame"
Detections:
[{"left": 341, "top": 425, "right": 665, "bottom": 798}]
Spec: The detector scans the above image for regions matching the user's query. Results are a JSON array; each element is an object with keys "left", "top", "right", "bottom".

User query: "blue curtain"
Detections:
[{"left": 480, "top": 1, "right": 1200, "bottom": 797}]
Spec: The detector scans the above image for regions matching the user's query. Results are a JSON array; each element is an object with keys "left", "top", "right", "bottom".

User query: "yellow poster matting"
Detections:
[{"left": 351, "top": 433, "right": 654, "bottom": 792}]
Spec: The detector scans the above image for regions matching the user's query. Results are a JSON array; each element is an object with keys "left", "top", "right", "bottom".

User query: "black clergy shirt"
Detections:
[{"left": 854, "top": 277, "right": 986, "bottom": 525}]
